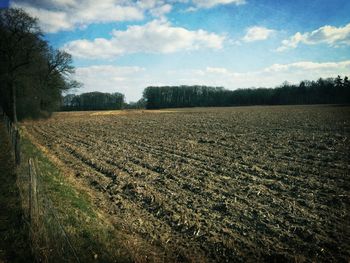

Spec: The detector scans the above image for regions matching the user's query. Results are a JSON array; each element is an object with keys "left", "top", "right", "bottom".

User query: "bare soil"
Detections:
[{"left": 23, "top": 105, "right": 350, "bottom": 262}]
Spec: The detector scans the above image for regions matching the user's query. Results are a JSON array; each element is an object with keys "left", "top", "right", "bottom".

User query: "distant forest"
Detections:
[
  {"left": 62, "top": 92, "right": 125, "bottom": 111},
  {"left": 143, "top": 76, "right": 350, "bottom": 109},
  {"left": 62, "top": 76, "right": 350, "bottom": 111}
]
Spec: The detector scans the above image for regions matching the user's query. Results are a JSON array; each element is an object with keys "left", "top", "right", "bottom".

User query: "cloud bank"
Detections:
[
  {"left": 63, "top": 20, "right": 225, "bottom": 58},
  {"left": 10, "top": 0, "right": 247, "bottom": 33},
  {"left": 277, "top": 23, "right": 350, "bottom": 51},
  {"left": 10, "top": 0, "right": 176, "bottom": 33},
  {"left": 191, "top": 0, "right": 245, "bottom": 8}
]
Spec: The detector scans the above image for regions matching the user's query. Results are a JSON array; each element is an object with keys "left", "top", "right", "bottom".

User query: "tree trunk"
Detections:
[{"left": 12, "top": 81, "right": 17, "bottom": 124}]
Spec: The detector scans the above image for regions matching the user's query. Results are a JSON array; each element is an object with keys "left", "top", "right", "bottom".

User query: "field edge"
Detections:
[{"left": 17, "top": 130, "right": 133, "bottom": 262}]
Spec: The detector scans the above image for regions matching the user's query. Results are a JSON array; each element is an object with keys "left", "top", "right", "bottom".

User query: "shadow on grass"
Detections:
[{"left": 0, "top": 123, "right": 33, "bottom": 262}]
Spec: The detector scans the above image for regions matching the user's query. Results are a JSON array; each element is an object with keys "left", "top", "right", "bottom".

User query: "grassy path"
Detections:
[{"left": 0, "top": 123, "right": 32, "bottom": 262}]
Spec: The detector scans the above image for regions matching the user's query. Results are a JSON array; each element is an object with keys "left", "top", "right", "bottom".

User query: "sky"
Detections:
[{"left": 5, "top": 0, "right": 350, "bottom": 101}]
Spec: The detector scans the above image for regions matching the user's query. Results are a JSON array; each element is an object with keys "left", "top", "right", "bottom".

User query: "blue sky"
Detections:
[
  {"left": 8, "top": 0, "right": 350, "bottom": 101},
  {"left": 0, "top": 0, "right": 9, "bottom": 8}
]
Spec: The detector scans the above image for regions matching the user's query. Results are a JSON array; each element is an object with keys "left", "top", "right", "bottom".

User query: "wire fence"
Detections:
[
  {"left": 0, "top": 107, "right": 81, "bottom": 262},
  {"left": 0, "top": 107, "right": 20, "bottom": 165},
  {"left": 28, "top": 158, "right": 81, "bottom": 263}
]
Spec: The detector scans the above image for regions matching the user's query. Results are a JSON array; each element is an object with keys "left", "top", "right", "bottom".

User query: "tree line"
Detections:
[
  {"left": 62, "top": 92, "right": 125, "bottom": 111},
  {"left": 0, "top": 8, "right": 78, "bottom": 122},
  {"left": 142, "top": 76, "right": 350, "bottom": 109},
  {"left": 2, "top": 9, "right": 349, "bottom": 116}
]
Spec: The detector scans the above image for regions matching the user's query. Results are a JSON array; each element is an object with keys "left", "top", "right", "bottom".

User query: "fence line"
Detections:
[
  {"left": 28, "top": 158, "right": 81, "bottom": 263},
  {"left": 0, "top": 106, "right": 81, "bottom": 262},
  {"left": 0, "top": 107, "right": 20, "bottom": 165}
]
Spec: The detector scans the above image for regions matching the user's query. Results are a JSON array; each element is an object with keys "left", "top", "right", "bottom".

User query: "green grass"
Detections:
[
  {"left": 0, "top": 123, "right": 33, "bottom": 262},
  {"left": 17, "top": 134, "right": 132, "bottom": 263}
]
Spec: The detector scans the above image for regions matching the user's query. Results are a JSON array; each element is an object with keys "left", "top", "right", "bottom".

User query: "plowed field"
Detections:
[{"left": 24, "top": 105, "right": 350, "bottom": 262}]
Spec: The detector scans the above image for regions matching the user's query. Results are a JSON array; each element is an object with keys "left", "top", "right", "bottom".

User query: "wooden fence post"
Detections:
[
  {"left": 15, "top": 129, "right": 20, "bottom": 165},
  {"left": 29, "top": 158, "right": 38, "bottom": 224},
  {"left": 1, "top": 110, "right": 21, "bottom": 166},
  {"left": 29, "top": 159, "right": 32, "bottom": 223}
]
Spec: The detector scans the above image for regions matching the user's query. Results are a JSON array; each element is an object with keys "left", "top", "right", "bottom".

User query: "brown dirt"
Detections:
[{"left": 23, "top": 105, "right": 350, "bottom": 262}]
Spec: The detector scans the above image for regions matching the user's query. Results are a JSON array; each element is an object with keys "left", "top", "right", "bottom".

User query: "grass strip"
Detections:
[{"left": 17, "top": 133, "right": 132, "bottom": 263}]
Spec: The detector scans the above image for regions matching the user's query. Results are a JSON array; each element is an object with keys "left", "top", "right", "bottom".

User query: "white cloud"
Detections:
[
  {"left": 206, "top": 67, "right": 229, "bottom": 74},
  {"left": 14, "top": 5, "right": 73, "bottom": 33},
  {"left": 163, "top": 60, "right": 350, "bottom": 91},
  {"left": 192, "top": 0, "right": 245, "bottom": 8},
  {"left": 63, "top": 38, "right": 124, "bottom": 59},
  {"left": 137, "top": 0, "right": 162, "bottom": 9},
  {"left": 264, "top": 61, "right": 350, "bottom": 73},
  {"left": 11, "top": 0, "right": 171, "bottom": 33},
  {"left": 242, "top": 26, "right": 274, "bottom": 42},
  {"left": 75, "top": 60, "right": 350, "bottom": 101},
  {"left": 75, "top": 65, "right": 146, "bottom": 101},
  {"left": 149, "top": 4, "right": 172, "bottom": 17},
  {"left": 10, "top": 0, "right": 247, "bottom": 32},
  {"left": 277, "top": 23, "right": 350, "bottom": 51},
  {"left": 63, "top": 20, "right": 225, "bottom": 58}
]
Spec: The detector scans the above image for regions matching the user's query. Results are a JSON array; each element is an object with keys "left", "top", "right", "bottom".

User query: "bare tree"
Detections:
[
  {"left": 0, "top": 8, "right": 43, "bottom": 123},
  {"left": 0, "top": 8, "right": 79, "bottom": 121}
]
